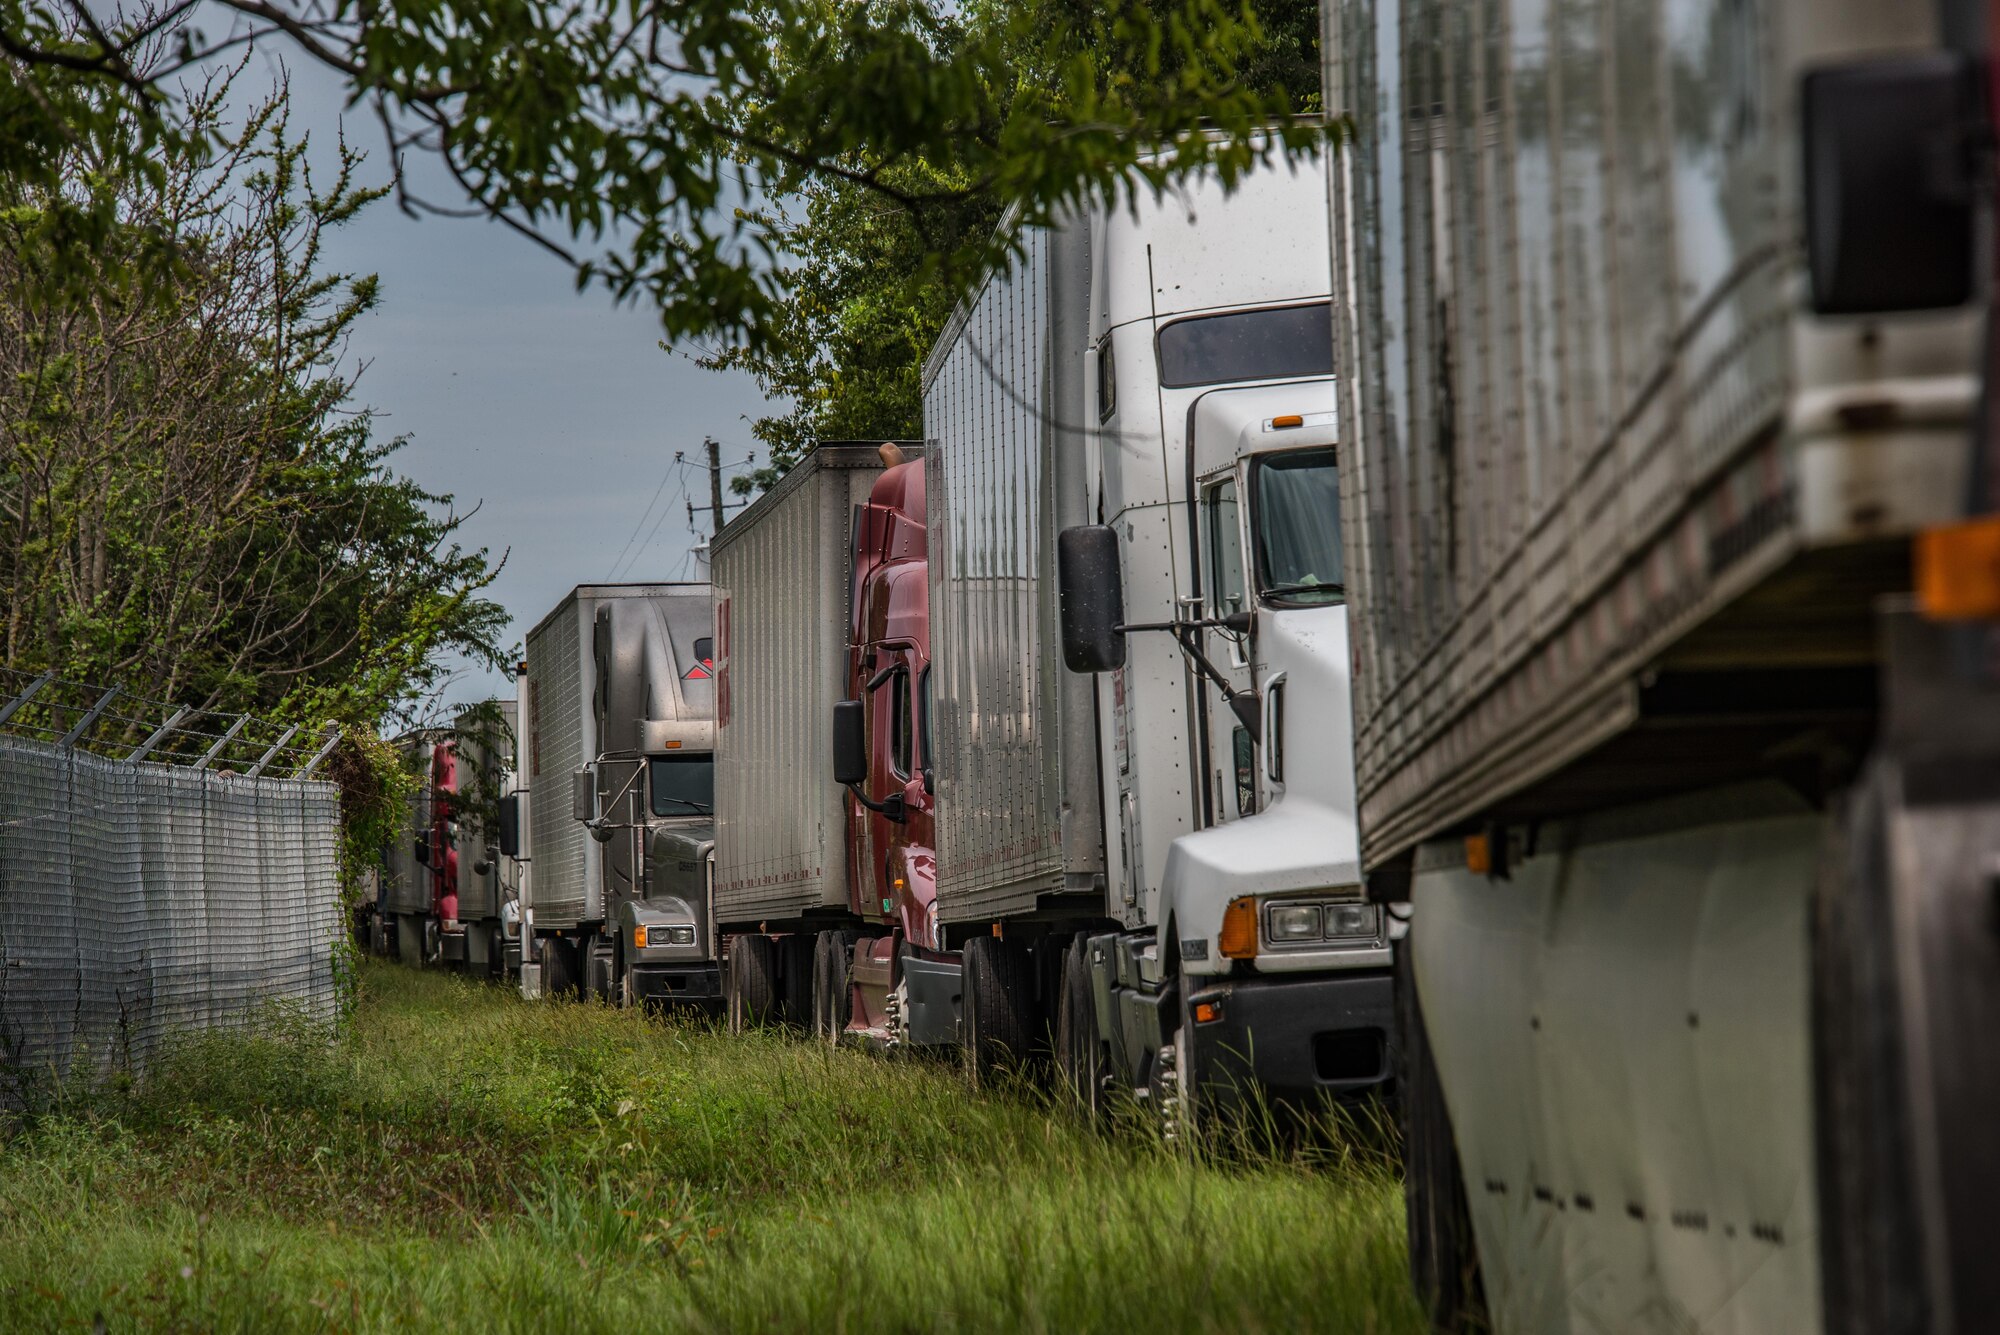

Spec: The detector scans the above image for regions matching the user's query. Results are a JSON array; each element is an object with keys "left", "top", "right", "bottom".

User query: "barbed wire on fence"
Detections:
[{"left": 0, "top": 667, "right": 339, "bottom": 778}]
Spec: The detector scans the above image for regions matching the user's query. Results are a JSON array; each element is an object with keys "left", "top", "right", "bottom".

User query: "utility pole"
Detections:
[{"left": 706, "top": 436, "right": 725, "bottom": 538}]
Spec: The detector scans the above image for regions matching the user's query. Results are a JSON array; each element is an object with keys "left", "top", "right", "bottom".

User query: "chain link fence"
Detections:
[{"left": 0, "top": 670, "right": 342, "bottom": 1103}]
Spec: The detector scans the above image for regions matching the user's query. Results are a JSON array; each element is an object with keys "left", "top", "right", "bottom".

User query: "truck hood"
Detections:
[{"left": 1164, "top": 602, "right": 1361, "bottom": 895}]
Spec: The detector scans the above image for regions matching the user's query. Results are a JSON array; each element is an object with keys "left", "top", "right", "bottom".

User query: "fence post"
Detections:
[
  {"left": 0, "top": 671, "right": 53, "bottom": 727},
  {"left": 246, "top": 724, "right": 300, "bottom": 778},
  {"left": 57, "top": 687, "right": 120, "bottom": 750},
  {"left": 126, "top": 707, "right": 190, "bottom": 764},
  {"left": 195, "top": 715, "right": 250, "bottom": 770},
  {"left": 296, "top": 725, "right": 342, "bottom": 779}
]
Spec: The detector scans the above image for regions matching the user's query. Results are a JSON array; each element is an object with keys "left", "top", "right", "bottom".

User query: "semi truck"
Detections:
[
  {"left": 372, "top": 729, "right": 444, "bottom": 966},
  {"left": 1323, "top": 0, "right": 2000, "bottom": 1330},
  {"left": 519, "top": 583, "right": 720, "bottom": 1008},
  {"left": 709, "top": 442, "right": 935, "bottom": 1038},
  {"left": 936, "top": 154, "right": 1396, "bottom": 1120},
  {"left": 449, "top": 699, "right": 521, "bottom": 980}
]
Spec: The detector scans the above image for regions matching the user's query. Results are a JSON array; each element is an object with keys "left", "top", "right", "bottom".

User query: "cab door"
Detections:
[{"left": 1199, "top": 468, "right": 1258, "bottom": 826}]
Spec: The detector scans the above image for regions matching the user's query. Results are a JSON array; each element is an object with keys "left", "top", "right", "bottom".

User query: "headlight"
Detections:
[
  {"left": 1268, "top": 904, "right": 1323, "bottom": 942},
  {"left": 668, "top": 926, "right": 696, "bottom": 945},
  {"left": 1262, "top": 898, "right": 1381, "bottom": 947},
  {"left": 1324, "top": 904, "right": 1382, "bottom": 940}
]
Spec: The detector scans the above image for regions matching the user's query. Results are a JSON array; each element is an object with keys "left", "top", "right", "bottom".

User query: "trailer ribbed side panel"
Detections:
[
  {"left": 924, "top": 220, "right": 1103, "bottom": 925},
  {"left": 1325, "top": 0, "right": 1977, "bottom": 864},
  {"left": 712, "top": 448, "right": 884, "bottom": 926},
  {"left": 527, "top": 597, "right": 586, "bottom": 924}
]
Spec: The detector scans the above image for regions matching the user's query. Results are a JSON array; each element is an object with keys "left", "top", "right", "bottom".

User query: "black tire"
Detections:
[
  {"left": 1055, "top": 933, "right": 1107, "bottom": 1122},
  {"left": 487, "top": 925, "right": 506, "bottom": 982},
  {"left": 1814, "top": 768, "right": 1929, "bottom": 1335},
  {"left": 1397, "top": 941, "right": 1487, "bottom": 1333},
  {"left": 812, "top": 929, "right": 856, "bottom": 1044},
  {"left": 727, "top": 934, "right": 779, "bottom": 1034},
  {"left": 582, "top": 938, "right": 616, "bottom": 1003},
  {"left": 541, "top": 936, "right": 579, "bottom": 998},
  {"left": 961, "top": 935, "right": 1037, "bottom": 1088},
  {"left": 776, "top": 933, "right": 816, "bottom": 1028}
]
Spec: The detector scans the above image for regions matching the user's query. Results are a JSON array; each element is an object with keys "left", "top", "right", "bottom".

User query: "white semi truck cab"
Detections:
[
  {"left": 918, "top": 147, "right": 1394, "bottom": 1121},
  {"left": 1059, "top": 371, "right": 1395, "bottom": 1117}
]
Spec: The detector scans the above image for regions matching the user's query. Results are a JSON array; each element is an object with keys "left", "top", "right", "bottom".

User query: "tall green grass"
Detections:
[{"left": 0, "top": 961, "right": 1423, "bottom": 1332}]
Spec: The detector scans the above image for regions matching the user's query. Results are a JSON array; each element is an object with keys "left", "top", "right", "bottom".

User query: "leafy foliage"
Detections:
[
  {"left": 0, "top": 72, "right": 507, "bottom": 735},
  {"left": 0, "top": 0, "right": 1321, "bottom": 348},
  {"left": 702, "top": 0, "right": 1325, "bottom": 491}
]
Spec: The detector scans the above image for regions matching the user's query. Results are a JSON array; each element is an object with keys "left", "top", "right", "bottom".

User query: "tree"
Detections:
[
  {"left": 703, "top": 0, "right": 1324, "bottom": 491},
  {"left": 0, "top": 69, "right": 508, "bottom": 737},
  {"left": 0, "top": 0, "right": 1319, "bottom": 348}
]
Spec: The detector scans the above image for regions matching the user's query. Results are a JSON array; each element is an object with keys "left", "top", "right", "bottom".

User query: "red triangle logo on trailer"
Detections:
[{"left": 683, "top": 660, "right": 712, "bottom": 680}]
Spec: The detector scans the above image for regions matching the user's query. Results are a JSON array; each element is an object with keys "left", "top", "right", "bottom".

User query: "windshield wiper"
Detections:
[
  {"left": 655, "top": 797, "right": 712, "bottom": 814},
  {"left": 1262, "top": 581, "right": 1344, "bottom": 599}
]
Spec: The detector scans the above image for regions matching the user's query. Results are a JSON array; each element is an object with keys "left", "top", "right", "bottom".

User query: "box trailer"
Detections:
[
  {"left": 1324, "top": 0, "right": 2000, "bottom": 1329},
  {"left": 710, "top": 442, "right": 932, "bottom": 1031}
]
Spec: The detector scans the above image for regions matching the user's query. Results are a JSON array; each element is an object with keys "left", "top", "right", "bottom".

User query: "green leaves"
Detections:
[{"left": 2, "top": 0, "right": 1319, "bottom": 347}]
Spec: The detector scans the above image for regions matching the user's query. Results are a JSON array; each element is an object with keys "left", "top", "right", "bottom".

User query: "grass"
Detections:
[{"left": 0, "top": 960, "right": 1424, "bottom": 1333}]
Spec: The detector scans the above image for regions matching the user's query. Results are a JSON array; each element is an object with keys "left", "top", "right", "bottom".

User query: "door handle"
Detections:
[{"left": 1261, "top": 671, "right": 1286, "bottom": 785}]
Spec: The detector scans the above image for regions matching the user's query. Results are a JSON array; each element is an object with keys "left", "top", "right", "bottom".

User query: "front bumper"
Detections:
[
  {"left": 1186, "top": 968, "right": 1396, "bottom": 1107},
  {"left": 629, "top": 962, "right": 722, "bottom": 1004}
]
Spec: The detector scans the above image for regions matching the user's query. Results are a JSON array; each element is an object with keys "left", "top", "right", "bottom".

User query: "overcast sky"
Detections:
[{"left": 266, "top": 57, "right": 777, "bottom": 715}]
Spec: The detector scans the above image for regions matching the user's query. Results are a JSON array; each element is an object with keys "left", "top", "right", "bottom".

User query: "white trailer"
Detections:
[
  {"left": 925, "top": 152, "right": 1398, "bottom": 1118},
  {"left": 1324, "top": 0, "right": 2000, "bottom": 1329},
  {"left": 520, "top": 583, "right": 718, "bottom": 1006},
  {"left": 709, "top": 444, "right": 910, "bottom": 1022}
]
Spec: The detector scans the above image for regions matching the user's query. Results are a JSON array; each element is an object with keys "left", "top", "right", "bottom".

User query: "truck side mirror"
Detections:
[
  {"left": 832, "top": 700, "right": 867, "bottom": 785},
  {"left": 1057, "top": 525, "right": 1126, "bottom": 673},
  {"left": 1803, "top": 52, "right": 1974, "bottom": 314},
  {"left": 571, "top": 768, "right": 594, "bottom": 824},
  {"left": 497, "top": 792, "right": 521, "bottom": 858},
  {"left": 413, "top": 834, "right": 429, "bottom": 866}
]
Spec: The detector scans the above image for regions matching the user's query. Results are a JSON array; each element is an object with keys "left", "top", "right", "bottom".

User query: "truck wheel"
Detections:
[
  {"left": 812, "top": 930, "right": 855, "bottom": 1044},
  {"left": 486, "top": 925, "right": 506, "bottom": 982},
  {"left": 541, "top": 937, "right": 579, "bottom": 998},
  {"left": 1814, "top": 767, "right": 1931, "bottom": 1335},
  {"left": 1056, "top": 934, "right": 1106, "bottom": 1122},
  {"left": 776, "top": 933, "right": 816, "bottom": 1029},
  {"left": 1152, "top": 980, "right": 1202, "bottom": 1147},
  {"left": 1397, "top": 942, "right": 1487, "bottom": 1332},
  {"left": 961, "top": 935, "right": 1036, "bottom": 1088},
  {"left": 727, "top": 934, "right": 778, "bottom": 1034},
  {"left": 582, "top": 939, "right": 617, "bottom": 1003}
]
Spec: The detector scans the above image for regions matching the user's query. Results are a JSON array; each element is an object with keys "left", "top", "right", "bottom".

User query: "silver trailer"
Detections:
[
  {"left": 925, "top": 223, "right": 1104, "bottom": 927},
  {"left": 522, "top": 583, "right": 717, "bottom": 1004},
  {"left": 1326, "top": 0, "right": 1999, "bottom": 1329},
  {"left": 710, "top": 445, "right": 901, "bottom": 929}
]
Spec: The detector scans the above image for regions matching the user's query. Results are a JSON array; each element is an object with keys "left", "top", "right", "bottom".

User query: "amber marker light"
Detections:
[
  {"left": 633, "top": 925, "right": 649, "bottom": 949},
  {"left": 1193, "top": 1000, "right": 1224, "bottom": 1024},
  {"left": 1271, "top": 414, "right": 1304, "bottom": 428},
  {"left": 1219, "top": 896, "right": 1259, "bottom": 960},
  {"left": 1916, "top": 514, "right": 2000, "bottom": 620},
  {"left": 1464, "top": 833, "right": 1493, "bottom": 876}
]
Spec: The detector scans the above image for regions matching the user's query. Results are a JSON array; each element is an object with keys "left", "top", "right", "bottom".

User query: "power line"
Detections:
[{"left": 605, "top": 454, "right": 681, "bottom": 580}]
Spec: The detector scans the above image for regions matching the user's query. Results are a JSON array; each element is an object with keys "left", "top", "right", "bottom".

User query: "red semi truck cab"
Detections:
[{"left": 837, "top": 451, "right": 941, "bottom": 1038}]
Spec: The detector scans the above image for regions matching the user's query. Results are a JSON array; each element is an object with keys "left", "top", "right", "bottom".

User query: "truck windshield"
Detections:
[
  {"left": 1156, "top": 302, "right": 1333, "bottom": 388},
  {"left": 1253, "top": 448, "right": 1344, "bottom": 605},
  {"left": 649, "top": 754, "right": 714, "bottom": 815}
]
